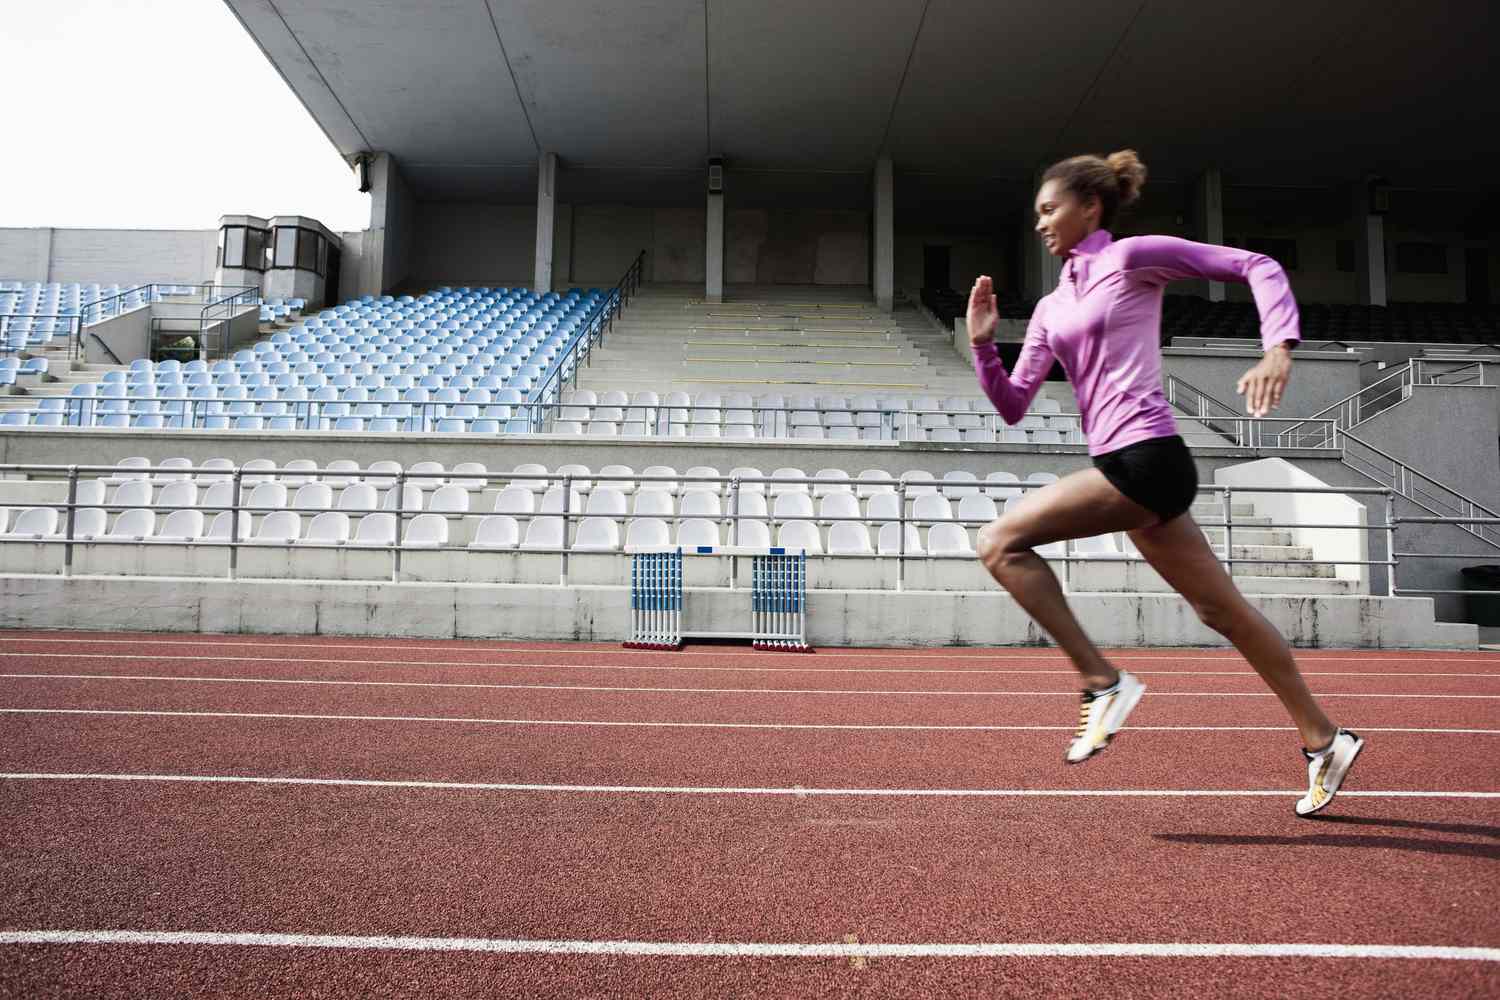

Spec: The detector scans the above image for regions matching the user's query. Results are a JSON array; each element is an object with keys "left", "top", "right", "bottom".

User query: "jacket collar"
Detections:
[
  {"left": 1061, "top": 228, "right": 1114, "bottom": 295},
  {"left": 1067, "top": 228, "right": 1113, "bottom": 259}
]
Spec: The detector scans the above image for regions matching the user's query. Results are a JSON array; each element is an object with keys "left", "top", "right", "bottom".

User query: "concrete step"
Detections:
[
  {"left": 1202, "top": 527, "right": 1295, "bottom": 546},
  {"left": 1191, "top": 501, "right": 1258, "bottom": 518}
]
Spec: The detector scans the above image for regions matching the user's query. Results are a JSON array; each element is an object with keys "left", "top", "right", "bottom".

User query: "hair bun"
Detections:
[{"left": 1106, "top": 149, "right": 1147, "bottom": 206}]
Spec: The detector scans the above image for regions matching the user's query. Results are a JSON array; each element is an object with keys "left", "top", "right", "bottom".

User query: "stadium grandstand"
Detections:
[{"left": 2, "top": 3, "right": 1498, "bottom": 994}]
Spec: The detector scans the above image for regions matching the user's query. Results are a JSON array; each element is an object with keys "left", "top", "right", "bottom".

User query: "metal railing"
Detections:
[
  {"left": 524, "top": 250, "right": 644, "bottom": 428},
  {"left": 8, "top": 395, "right": 1340, "bottom": 448},
  {"left": 59, "top": 283, "right": 259, "bottom": 361},
  {"left": 1163, "top": 374, "right": 1338, "bottom": 449},
  {"left": 1339, "top": 431, "right": 1500, "bottom": 551},
  {"left": 1276, "top": 358, "right": 1489, "bottom": 449},
  {"left": 198, "top": 286, "right": 261, "bottom": 359},
  {"left": 0, "top": 462, "right": 1419, "bottom": 596},
  {"left": 1, "top": 314, "right": 83, "bottom": 362}
]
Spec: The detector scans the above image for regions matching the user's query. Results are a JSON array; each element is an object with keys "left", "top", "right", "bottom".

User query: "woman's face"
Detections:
[{"left": 1034, "top": 178, "right": 1100, "bottom": 257}]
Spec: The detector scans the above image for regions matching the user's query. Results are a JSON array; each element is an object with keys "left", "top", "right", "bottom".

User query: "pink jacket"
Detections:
[{"left": 972, "top": 229, "right": 1300, "bottom": 455}]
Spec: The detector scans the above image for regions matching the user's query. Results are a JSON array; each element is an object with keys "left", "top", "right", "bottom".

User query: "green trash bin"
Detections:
[{"left": 1459, "top": 566, "right": 1500, "bottom": 626}]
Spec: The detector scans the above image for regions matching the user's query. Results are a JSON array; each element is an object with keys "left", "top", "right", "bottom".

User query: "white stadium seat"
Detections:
[{"left": 469, "top": 516, "right": 520, "bottom": 550}]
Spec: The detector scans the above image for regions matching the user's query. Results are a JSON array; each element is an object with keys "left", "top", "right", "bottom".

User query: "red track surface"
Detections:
[{"left": 1, "top": 630, "right": 1497, "bottom": 998}]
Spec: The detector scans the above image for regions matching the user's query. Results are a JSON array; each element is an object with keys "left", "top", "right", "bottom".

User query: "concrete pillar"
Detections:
[
  {"left": 1023, "top": 167, "right": 1062, "bottom": 300},
  {"left": 1195, "top": 166, "right": 1226, "bottom": 302},
  {"left": 873, "top": 155, "right": 894, "bottom": 311},
  {"left": 535, "top": 151, "right": 558, "bottom": 293},
  {"left": 706, "top": 189, "right": 725, "bottom": 304},
  {"left": 1352, "top": 181, "right": 1387, "bottom": 307},
  {"left": 362, "top": 152, "right": 413, "bottom": 297}
]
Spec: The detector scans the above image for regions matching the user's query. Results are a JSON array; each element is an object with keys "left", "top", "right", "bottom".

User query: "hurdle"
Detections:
[
  {"left": 751, "top": 549, "right": 811, "bottom": 652},
  {"left": 624, "top": 548, "right": 683, "bottom": 650}
]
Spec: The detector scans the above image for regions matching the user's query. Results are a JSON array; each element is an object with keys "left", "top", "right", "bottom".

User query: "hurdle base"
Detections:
[
  {"left": 752, "top": 639, "right": 813, "bottom": 653},
  {"left": 622, "top": 640, "right": 684, "bottom": 651}
]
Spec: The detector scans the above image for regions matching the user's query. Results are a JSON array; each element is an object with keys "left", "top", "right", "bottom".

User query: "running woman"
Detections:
[{"left": 967, "top": 149, "right": 1362, "bottom": 816}]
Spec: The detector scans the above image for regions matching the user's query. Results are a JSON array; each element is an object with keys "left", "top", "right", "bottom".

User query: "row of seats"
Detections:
[
  {"left": 258, "top": 297, "right": 306, "bottom": 323},
  {"left": 66, "top": 457, "right": 1061, "bottom": 498},
  {"left": 22, "top": 478, "right": 1036, "bottom": 522},
  {"left": 927, "top": 284, "right": 1500, "bottom": 347},
  {"left": 0, "top": 503, "right": 1116, "bottom": 558},
  {"left": 1162, "top": 296, "right": 1500, "bottom": 346},
  {"left": 9, "top": 285, "right": 608, "bottom": 426}
]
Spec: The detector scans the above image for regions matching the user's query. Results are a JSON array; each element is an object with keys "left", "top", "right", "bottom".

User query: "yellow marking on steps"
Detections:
[
  {"left": 683, "top": 358, "right": 915, "bottom": 367},
  {"left": 683, "top": 341, "right": 902, "bottom": 351}
]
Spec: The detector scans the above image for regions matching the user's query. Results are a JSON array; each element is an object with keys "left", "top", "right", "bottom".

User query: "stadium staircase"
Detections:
[{"left": 572, "top": 284, "right": 1015, "bottom": 400}]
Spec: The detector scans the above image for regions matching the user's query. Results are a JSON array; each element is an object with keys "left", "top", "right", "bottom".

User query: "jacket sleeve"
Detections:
[
  {"left": 1119, "top": 235, "right": 1301, "bottom": 352},
  {"left": 971, "top": 306, "right": 1053, "bottom": 423}
]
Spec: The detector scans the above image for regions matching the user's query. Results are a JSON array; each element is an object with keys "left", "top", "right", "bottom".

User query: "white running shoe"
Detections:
[
  {"left": 1064, "top": 670, "right": 1146, "bottom": 764},
  {"left": 1295, "top": 729, "right": 1365, "bottom": 817}
]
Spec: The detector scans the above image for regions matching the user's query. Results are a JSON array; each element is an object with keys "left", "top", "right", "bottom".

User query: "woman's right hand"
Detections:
[{"left": 967, "top": 275, "right": 998, "bottom": 346}]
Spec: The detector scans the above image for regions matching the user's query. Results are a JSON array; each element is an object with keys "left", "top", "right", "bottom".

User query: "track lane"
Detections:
[
  {"left": 1, "top": 711, "right": 1495, "bottom": 792},
  {"left": 1, "top": 783, "right": 1495, "bottom": 974},
  {"left": 5, "top": 946, "right": 1496, "bottom": 1000},
  {"left": 3, "top": 654, "right": 1497, "bottom": 691},
  {"left": 2, "top": 673, "right": 1497, "bottom": 729}
]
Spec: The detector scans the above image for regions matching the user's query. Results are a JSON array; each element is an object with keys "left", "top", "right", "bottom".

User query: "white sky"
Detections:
[{"left": 0, "top": 0, "right": 370, "bottom": 232}]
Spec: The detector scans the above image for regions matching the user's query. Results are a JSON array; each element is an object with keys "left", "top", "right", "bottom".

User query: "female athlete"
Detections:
[{"left": 967, "top": 149, "right": 1362, "bottom": 816}]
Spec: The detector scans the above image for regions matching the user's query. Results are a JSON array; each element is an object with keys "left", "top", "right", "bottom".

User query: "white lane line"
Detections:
[
  {"left": 0, "top": 674, "right": 1491, "bottom": 699},
  {"left": 3, "top": 636, "right": 1495, "bottom": 664},
  {"left": 4, "top": 654, "right": 1496, "bottom": 680},
  {"left": 0, "top": 929, "right": 1495, "bottom": 961},
  {"left": 4, "top": 773, "right": 1499, "bottom": 801},
  {"left": 4, "top": 706, "right": 1497, "bottom": 735}
]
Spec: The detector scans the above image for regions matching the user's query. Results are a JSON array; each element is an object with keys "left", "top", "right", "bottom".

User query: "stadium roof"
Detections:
[{"left": 226, "top": 0, "right": 1499, "bottom": 202}]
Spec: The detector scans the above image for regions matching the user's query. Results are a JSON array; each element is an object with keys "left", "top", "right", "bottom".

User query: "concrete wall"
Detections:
[
  {"left": 410, "top": 203, "right": 537, "bottom": 289},
  {"left": 725, "top": 209, "right": 868, "bottom": 286},
  {"left": 1161, "top": 349, "right": 1363, "bottom": 419},
  {"left": 0, "top": 575, "right": 1473, "bottom": 649},
  {"left": 1354, "top": 385, "right": 1500, "bottom": 511},
  {"left": 1340, "top": 383, "right": 1500, "bottom": 619},
  {"left": 82, "top": 307, "right": 151, "bottom": 365},
  {"left": 571, "top": 205, "right": 654, "bottom": 286},
  {"left": 895, "top": 229, "right": 1013, "bottom": 297},
  {"left": 1214, "top": 457, "right": 1368, "bottom": 588},
  {"left": 0, "top": 227, "right": 215, "bottom": 285}
]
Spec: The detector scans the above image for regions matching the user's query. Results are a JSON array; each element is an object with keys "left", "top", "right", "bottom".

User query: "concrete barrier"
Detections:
[{"left": 0, "top": 574, "right": 1475, "bottom": 649}]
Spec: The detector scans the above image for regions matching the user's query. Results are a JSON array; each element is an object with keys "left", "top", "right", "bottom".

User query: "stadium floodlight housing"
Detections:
[
  {"left": 708, "top": 157, "right": 724, "bottom": 195},
  {"left": 354, "top": 154, "right": 371, "bottom": 193}
]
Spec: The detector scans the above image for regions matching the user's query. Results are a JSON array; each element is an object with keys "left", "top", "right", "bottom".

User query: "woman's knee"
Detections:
[
  {"left": 1191, "top": 598, "right": 1243, "bottom": 636},
  {"left": 977, "top": 519, "right": 1028, "bottom": 569}
]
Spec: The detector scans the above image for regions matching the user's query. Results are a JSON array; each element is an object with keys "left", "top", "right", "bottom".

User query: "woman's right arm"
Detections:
[{"left": 969, "top": 284, "right": 1052, "bottom": 424}]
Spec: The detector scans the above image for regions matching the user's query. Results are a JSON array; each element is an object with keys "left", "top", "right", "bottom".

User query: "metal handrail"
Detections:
[
  {"left": 10, "top": 394, "right": 1338, "bottom": 447},
  {"left": 199, "top": 286, "right": 260, "bottom": 359},
  {"left": 525, "top": 250, "right": 645, "bottom": 425},
  {"left": 1161, "top": 373, "right": 1314, "bottom": 449},
  {"left": 1, "top": 313, "right": 83, "bottom": 362},
  {"left": 1277, "top": 358, "right": 1488, "bottom": 448},
  {"left": 1339, "top": 430, "right": 1500, "bottom": 551},
  {"left": 0, "top": 461, "right": 1400, "bottom": 595}
]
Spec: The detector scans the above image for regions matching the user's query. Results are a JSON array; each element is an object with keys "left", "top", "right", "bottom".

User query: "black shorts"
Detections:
[{"left": 1091, "top": 434, "right": 1199, "bottom": 523}]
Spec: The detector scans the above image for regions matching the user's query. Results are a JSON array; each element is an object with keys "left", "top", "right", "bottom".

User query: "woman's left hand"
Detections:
[{"left": 1236, "top": 344, "right": 1293, "bottom": 417}]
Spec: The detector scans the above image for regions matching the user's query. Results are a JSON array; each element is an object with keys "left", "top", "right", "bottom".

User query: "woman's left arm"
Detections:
[{"left": 1119, "top": 235, "right": 1299, "bottom": 416}]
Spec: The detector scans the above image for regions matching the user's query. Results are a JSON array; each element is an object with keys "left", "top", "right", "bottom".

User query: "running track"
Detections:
[{"left": 0, "top": 630, "right": 1496, "bottom": 998}]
